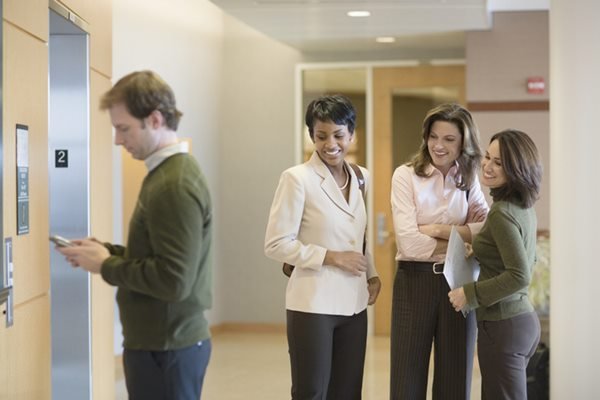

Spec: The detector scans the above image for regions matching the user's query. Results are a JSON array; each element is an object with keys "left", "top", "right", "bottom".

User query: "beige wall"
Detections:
[
  {"left": 467, "top": 11, "right": 550, "bottom": 229},
  {"left": 550, "top": 0, "right": 600, "bottom": 396},
  {"left": 467, "top": 11, "right": 549, "bottom": 103},
  {"left": 0, "top": 1, "right": 113, "bottom": 399},
  {"left": 112, "top": 0, "right": 227, "bottom": 344},
  {"left": 112, "top": 0, "right": 303, "bottom": 329},
  {"left": 217, "top": 13, "right": 302, "bottom": 324}
]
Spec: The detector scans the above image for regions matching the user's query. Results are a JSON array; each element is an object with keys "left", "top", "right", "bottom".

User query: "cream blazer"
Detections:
[{"left": 265, "top": 152, "right": 378, "bottom": 316}]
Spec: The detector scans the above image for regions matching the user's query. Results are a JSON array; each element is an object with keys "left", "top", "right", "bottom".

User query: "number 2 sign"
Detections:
[{"left": 55, "top": 149, "right": 68, "bottom": 168}]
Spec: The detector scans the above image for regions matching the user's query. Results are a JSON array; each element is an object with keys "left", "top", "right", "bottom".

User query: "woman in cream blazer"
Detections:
[{"left": 265, "top": 95, "right": 380, "bottom": 400}]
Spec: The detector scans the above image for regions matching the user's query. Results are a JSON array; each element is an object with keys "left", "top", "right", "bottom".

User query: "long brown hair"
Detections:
[
  {"left": 409, "top": 103, "right": 482, "bottom": 190},
  {"left": 488, "top": 129, "right": 542, "bottom": 208}
]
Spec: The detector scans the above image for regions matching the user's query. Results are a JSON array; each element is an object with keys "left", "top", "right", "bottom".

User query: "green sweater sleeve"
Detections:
[
  {"left": 465, "top": 207, "right": 532, "bottom": 309},
  {"left": 101, "top": 181, "right": 209, "bottom": 302},
  {"left": 104, "top": 242, "right": 125, "bottom": 256}
]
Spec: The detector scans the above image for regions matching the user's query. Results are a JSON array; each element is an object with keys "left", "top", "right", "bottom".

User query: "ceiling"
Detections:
[{"left": 209, "top": 0, "right": 549, "bottom": 57}]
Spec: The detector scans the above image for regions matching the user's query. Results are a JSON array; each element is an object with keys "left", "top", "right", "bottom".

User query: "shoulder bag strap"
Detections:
[
  {"left": 349, "top": 163, "right": 367, "bottom": 255},
  {"left": 349, "top": 163, "right": 365, "bottom": 199}
]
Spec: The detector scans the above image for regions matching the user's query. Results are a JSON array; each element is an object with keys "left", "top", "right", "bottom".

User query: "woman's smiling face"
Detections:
[
  {"left": 427, "top": 120, "right": 462, "bottom": 175},
  {"left": 312, "top": 120, "right": 353, "bottom": 168},
  {"left": 481, "top": 139, "right": 507, "bottom": 188}
]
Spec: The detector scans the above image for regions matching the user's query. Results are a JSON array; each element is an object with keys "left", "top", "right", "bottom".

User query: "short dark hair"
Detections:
[
  {"left": 305, "top": 94, "right": 356, "bottom": 139},
  {"left": 489, "top": 129, "right": 542, "bottom": 208},
  {"left": 409, "top": 103, "right": 482, "bottom": 190},
  {"left": 100, "top": 70, "right": 183, "bottom": 130}
]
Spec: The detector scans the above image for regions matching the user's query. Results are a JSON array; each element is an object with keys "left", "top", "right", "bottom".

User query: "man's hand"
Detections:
[
  {"left": 56, "top": 238, "right": 110, "bottom": 274},
  {"left": 367, "top": 277, "right": 381, "bottom": 305}
]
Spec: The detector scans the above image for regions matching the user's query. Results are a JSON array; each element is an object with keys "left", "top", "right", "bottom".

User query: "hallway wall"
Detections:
[
  {"left": 550, "top": 0, "right": 600, "bottom": 396},
  {"left": 466, "top": 11, "right": 550, "bottom": 230},
  {"left": 112, "top": 0, "right": 302, "bottom": 334},
  {"left": 217, "top": 13, "right": 302, "bottom": 324},
  {"left": 112, "top": 0, "right": 226, "bottom": 348}
]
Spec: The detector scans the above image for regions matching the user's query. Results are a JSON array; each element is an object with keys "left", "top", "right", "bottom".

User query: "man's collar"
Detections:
[{"left": 144, "top": 141, "right": 189, "bottom": 172}]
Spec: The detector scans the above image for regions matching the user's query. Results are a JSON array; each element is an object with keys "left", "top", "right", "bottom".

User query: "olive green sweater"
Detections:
[
  {"left": 463, "top": 200, "right": 537, "bottom": 321},
  {"left": 101, "top": 153, "right": 212, "bottom": 350}
]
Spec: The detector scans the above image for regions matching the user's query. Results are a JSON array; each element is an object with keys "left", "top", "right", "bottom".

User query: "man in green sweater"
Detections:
[{"left": 57, "top": 70, "right": 213, "bottom": 400}]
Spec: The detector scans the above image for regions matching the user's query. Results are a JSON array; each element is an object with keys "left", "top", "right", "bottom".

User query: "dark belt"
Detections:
[{"left": 397, "top": 260, "right": 444, "bottom": 274}]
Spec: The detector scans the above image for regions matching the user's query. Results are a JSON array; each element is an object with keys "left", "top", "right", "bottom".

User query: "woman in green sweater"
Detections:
[{"left": 448, "top": 129, "right": 543, "bottom": 399}]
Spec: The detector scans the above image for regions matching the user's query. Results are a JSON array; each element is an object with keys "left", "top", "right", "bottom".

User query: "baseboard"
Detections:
[{"left": 210, "top": 322, "right": 286, "bottom": 335}]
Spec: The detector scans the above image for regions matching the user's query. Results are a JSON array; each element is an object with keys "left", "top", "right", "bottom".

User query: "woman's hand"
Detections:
[
  {"left": 420, "top": 224, "right": 473, "bottom": 244},
  {"left": 470, "top": 207, "right": 488, "bottom": 223},
  {"left": 464, "top": 242, "right": 474, "bottom": 258},
  {"left": 367, "top": 277, "right": 381, "bottom": 305},
  {"left": 324, "top": 251, "right": 367, "bottom": 276},
  {"left": 419, "top": 224, "right": 441, "bottom": 238},
  {"left": 448, "top": 287, "right": 468, "bottom": 313}
]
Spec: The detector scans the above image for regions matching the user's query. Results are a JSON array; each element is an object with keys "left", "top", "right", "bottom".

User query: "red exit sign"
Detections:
[{"left": 527, "top": 77, "right": 545, "bottom": 94}]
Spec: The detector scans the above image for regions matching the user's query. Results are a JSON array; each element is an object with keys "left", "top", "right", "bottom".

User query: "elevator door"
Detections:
[{"left": 48, "top": 7, "right": 91, "bottom": 400}]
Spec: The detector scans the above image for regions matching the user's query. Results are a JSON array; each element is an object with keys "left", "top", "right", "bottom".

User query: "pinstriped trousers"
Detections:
[{"left": 390, "top": 264, "right": 476, "bottom": 400}]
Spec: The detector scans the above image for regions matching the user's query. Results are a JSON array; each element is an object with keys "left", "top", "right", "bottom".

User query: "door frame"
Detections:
[{"left": 49, "top": 2, "right": 92, "bottom": 398}]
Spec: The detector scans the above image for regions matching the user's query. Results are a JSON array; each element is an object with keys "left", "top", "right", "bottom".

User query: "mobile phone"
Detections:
[{"left": 49, "top": 235, "right": 74, "bottom": 247}]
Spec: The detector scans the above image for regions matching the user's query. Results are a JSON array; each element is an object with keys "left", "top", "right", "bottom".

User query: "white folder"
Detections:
[{"left": 444, "top": 226, "right": 480, "bottom": 316}]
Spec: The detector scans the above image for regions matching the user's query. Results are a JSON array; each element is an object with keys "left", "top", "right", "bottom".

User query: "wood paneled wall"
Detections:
[
  {"left": 0, "top": 1, "right": 113, "bottom": 399},
  {"left": 90, "top": 71, "right": 115, "bottom": 400}
]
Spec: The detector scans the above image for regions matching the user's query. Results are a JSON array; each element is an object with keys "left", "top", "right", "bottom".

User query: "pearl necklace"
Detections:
[{"left": 338, "top": 167, "right": 350, "bottom": 190}]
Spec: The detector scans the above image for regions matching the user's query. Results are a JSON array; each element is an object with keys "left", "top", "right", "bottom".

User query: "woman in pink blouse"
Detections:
[{"left": 390, "top": 103, "right": 489, "bottom": 400}]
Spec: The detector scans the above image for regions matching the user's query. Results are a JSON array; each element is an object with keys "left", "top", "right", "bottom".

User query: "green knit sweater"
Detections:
[
  {"left": 101, "top": 153, "right": 212, "bottom": 350},
  {"left": 463, "top": 200, "right": 537, "bottom": 321}
]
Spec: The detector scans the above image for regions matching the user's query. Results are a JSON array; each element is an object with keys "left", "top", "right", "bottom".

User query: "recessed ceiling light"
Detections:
[
  {"left": 376, "top": 37, "right": 396, "bottom": 43},
  {"left": 347, "top": 10, "right": 370, "bottom": 17}
]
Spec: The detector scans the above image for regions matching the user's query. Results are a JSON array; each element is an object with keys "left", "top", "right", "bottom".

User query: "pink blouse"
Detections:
[{"left": 391, "top": 163, "right": 489, "bottom": 262}]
